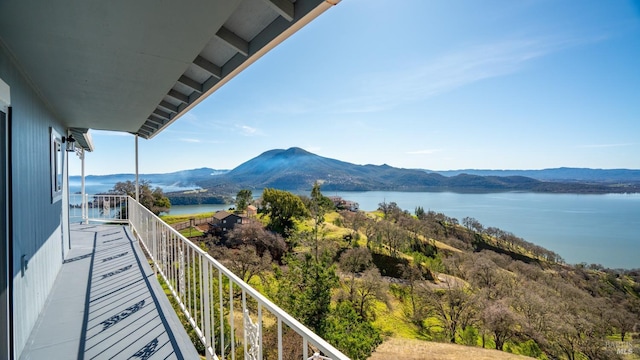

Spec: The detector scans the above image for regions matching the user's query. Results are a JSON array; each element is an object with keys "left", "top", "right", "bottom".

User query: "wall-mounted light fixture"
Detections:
[{"left": 63, "top": 134, "right": 76, "bottom": 152}]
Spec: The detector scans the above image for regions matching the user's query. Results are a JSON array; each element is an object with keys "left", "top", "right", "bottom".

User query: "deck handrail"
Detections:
[
  {"left": 69, "top": 193, "right": 129, "bottom": 224},
  {"left": 126, "top": 196, "right": 350, "bottom": 360}
]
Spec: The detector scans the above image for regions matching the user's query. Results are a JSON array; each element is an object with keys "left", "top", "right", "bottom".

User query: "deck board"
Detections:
[{"left": 19, "top": 224, "right": 199, "bottom": 360}]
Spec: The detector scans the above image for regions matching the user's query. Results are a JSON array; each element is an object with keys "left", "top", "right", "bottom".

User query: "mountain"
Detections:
[
  {"left": 71, "top": 149, "right": 640, "bottom": 194},
  {"left": 431, "top": 168, "right": 640, "bottom": 183},
  {"left": 70, "top": 167, "right": 228, "bottom": 191},
  {"left": 194, "top": 148, "right": 639, "bottom": 193}
]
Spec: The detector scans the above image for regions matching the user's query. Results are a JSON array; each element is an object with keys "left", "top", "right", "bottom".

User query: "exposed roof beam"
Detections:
[
  {"left": 138, "top": 126, "right": 152, "bottom": 134},
  {"left": 137, "top": 130, "right": 152, "bottom": 139},
  {"left": 178, "top": 75, "right": 203, "bottom": 93},
  {"left": 140, "top": 125, "right": 156, "bottom": 135},
  {"left": 263, "top": 0, "right": 295, "bottom": 22},
  {"left": 158, "top": 100, "right": 179, "bottom": 113},
  {"left": 216, "top": 26, "right": 249, "bottom": 56},
  {"left": 167, "top": 89, "right": 189, "bottom": 104},
  {"left": 142, "top": 0, "right": 342, "bottom": 140},
  {"left": 142, "top": 120, "right": 159, "bottom": 129},
  {"left": 148, "top": 113, "right": 168, "bottom": 125},
  {"left": 153, "top": 108, "right": 172, "bottom": 120},
  {"left": 193, "top": 56, "right": 222, "bottom": 79}
]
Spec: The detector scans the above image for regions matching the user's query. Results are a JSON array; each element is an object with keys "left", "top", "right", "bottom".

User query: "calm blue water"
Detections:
[
  {"left": 328, "top": 191, "right": 640, "bottom": 269},
  {"left": 71, "top": 182, "right": 640, "bottom": 269},
  {"left": 68, "top": 180, "right": 199, "bottom": 194}
]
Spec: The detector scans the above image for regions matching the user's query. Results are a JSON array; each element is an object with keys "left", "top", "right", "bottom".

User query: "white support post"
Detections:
[
  {"left": 135, "top": 134, "right": 139, "bottom": 201},
  {"left": 81, "top": 149, "right": 87, "bottom": 224}
]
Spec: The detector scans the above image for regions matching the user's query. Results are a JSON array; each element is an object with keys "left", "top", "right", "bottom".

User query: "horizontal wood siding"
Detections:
[{"left": 1, "top": 43, "right": 66, "bottom": 358}]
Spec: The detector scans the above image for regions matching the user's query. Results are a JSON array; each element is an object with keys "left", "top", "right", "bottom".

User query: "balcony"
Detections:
[{"left": 21, "top": 195, "right": 348, "bottom": 360}]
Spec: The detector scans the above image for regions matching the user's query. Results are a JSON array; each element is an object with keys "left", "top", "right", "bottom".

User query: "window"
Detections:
[{"left": 50, "top": 127, "right": 62, "bottom": 203}]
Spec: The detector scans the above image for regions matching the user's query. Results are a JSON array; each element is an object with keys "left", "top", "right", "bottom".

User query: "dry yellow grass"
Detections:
[
  {"left": 369, "top": 338, "right": 534, "bottom": 360},
  {"left": 432, "top": 239, "right": 462, "bottom": 253}
]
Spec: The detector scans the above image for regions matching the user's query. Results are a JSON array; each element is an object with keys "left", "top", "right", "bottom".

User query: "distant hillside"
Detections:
[
  {"left": 194, "top": 148, "right": 639, "bottom": 193},
  {"left": 72, "top": 150, "right": 640, "bottom": 195},
  {"left": 432, "top": 168, "right": 640, "bottom": 183},
  {"left": 70, "top": 167, "right": 228, "bottom": 190}
]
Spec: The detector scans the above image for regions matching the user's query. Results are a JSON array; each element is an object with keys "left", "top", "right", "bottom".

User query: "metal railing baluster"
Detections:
[{"left": 124, "top": 196, "right": 349, "bottom": 360}]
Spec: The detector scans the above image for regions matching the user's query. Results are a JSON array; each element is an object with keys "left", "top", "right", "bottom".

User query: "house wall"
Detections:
[
  {"left": 0, "top": 43, "right": 67, "bottom": 358},
  {"left": 1, "top": 97, "right": 9, "bottom": 360}
]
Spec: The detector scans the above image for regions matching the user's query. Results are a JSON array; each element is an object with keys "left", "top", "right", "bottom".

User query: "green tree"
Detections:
[
  {"left": 112, "top": 180, "right": 170, "bottom": 215},
  {"left": 309, "top": 182, "right": 333, "bottom": 260},
  {"left": 324, "top": 302, "right": 382, "bottom": 360},
  {"left": 235, "top": 189, "right": 252, "bottom": 213},
  {"left": 261, "top": 188, "right": 309, "bottom": 237},
  {"left": 270, "top": 253, "right": 338, "bottom": 336}
]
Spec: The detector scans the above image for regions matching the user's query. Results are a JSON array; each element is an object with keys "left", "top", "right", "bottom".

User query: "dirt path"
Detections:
[{"left": 369, "top": 337, "right": 533, "bottom": 360}]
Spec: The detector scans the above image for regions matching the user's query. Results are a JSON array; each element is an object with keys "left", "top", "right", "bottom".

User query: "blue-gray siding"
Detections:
[{"left": 1, "top": 42, "right": 68, "bottom": 358}]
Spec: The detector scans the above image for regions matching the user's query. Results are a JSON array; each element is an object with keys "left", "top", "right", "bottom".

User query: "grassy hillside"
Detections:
[{"left": 182, "top": 193, "right": 640, "bottom": 360}]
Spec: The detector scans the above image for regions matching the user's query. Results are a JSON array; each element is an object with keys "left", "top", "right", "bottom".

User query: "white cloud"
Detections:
[
  {"left": 180, "top": 138, "right": 201, "bottom": 143},
  {"left": 236, "top": 124, "right": 264, "bottom": 137},
  {"left": 331, "top": 34, "right": 601, "bottom": 114}
]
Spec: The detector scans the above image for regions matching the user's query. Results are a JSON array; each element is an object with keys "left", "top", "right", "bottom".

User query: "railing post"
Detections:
[
  {"left": 179, "top": 243, "right": 185, "bottom": 303},
  {"left": 243, "top": 291, "right": 247, "bottom": 359},
  {"left": 229, "top": 281, "right": 235, "bottom": 360},
  {"left": 219, "top": 271, "right": 225, "bottom": 358},
  {"left": 83, "top": 193, "right": 88, "bottom": 224},
  {"left": 202, "top": 258, "right": 212, "bottom": 360},
  {"left": 277, "top": 318, "right": 283, "bottom": 360},
  {"left": 152, "top": 218, "right": 157, "bottom": 277}
]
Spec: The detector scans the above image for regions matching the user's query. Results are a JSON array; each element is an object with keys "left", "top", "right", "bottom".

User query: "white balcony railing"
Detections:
[
  {"left": 69, "top": 193, "right": 129, "bottom": 224},
  {"left": 117, "top": 196, "right": 350, "bottom": 360}
]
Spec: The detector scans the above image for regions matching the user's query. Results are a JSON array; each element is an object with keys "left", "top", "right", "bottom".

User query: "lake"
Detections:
[
  {"left": 71, "top": 182, "right": 640, "bottom": 269},
  {"left": 329, "top": 191, "right": 640, "bottom": 269}
]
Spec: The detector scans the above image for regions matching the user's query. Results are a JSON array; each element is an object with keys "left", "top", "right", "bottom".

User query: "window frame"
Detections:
[{"left": 50, "top": 127, "right": 63, "bottom": 203}]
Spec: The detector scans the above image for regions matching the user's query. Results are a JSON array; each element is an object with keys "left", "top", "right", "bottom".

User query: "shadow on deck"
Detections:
[{"left": 20, "top": 224, "right": 199, "bottom": 360}]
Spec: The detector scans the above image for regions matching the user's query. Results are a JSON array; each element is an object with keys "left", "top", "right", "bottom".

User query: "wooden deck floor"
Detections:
[{"left": 19, "top": 224, "right": 199, "bottom": 360}]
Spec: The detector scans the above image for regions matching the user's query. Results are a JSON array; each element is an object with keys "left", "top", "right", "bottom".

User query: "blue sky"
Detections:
[{"left": 71, "top": 0, "right": 640, "bottom": 175}]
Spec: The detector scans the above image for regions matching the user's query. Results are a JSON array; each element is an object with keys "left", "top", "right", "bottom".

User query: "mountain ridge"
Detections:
[
  {"left": 193, "top": 148, "right": 640, "bottom": 193},
  {"left": 431, "top": 167, "right": 640, "bottom": 183},
  {"left": 70, "top": 148, "right": 640, "bottom": 194}
]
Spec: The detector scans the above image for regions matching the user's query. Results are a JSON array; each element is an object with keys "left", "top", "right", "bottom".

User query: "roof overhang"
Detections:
[{"left": 0, "top": 0, "right": 339, "bottom": 148}]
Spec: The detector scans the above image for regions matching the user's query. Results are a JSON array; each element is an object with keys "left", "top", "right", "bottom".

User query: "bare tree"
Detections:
[
  {"left": 400, "top": 262, "right": 424, "bottom": 318},
  {"left": 340, "top": 210, "right": 367, "bottom": 239},
  {"left": 217, "top": 245, "right": 271, "bottom": 284},
  {"left": 608, "top": 303, "right": 636, "bottom": 342},
  {"left": 227, "top": 220, "right": 286, "bottom": 261},
  {"left": 339, "top": 247, "right": 373, "bottom": 301},
  {"left": 378, "top": 220, "right": 406, "bottom": 257},
  {"left": 362, "top": 218, "right": 379, "bottom": 250},
  {"left": 481, "top": 299, "right": 522, "bottom": 351},
  {"left": 417, "top": 280, "right": 476, "bottom": 343},
  {"left": 352, "top": 268, "right": 388, "bottom": 321}
]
